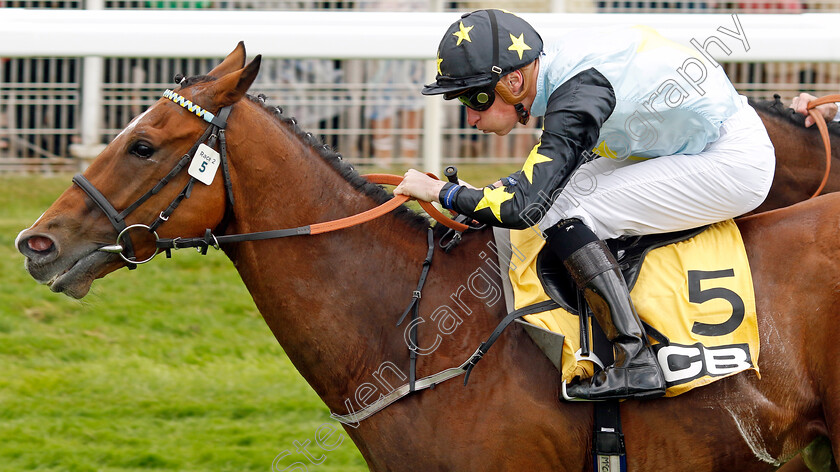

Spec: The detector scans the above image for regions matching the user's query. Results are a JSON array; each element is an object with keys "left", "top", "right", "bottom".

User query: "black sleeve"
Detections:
[{"left": 439, "top": 68, "right": 616, "bottom": 229}]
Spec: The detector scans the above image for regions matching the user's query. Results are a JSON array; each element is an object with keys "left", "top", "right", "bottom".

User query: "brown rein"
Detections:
[
  {"left": 313, "top": 173, "right": 469, "bottom": 234},
  {"left": 806, "top": 94, "right": 840, "bottom": 199},
  {"left": 145, "top": 173, "right": 470, "bottom": 260},
  {"left": 106, "top": 173, "right": 469, "bottom": 264}
]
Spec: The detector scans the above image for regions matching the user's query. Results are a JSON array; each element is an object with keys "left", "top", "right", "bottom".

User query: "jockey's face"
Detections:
[{"left": 465, "top": 92, "right": 519, "bottom": 136}]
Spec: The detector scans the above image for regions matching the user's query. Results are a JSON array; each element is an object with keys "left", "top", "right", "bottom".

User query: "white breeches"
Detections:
[{"left": 539, "top": 97, "right": 776, "bottom": 239}]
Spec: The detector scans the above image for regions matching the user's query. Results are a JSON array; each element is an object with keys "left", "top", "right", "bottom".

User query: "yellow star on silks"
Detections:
[
  {"left": 453, "top": 22, "right": 474, "bottom": 46},
  {"left": 473, "top": 187, "right": 514, "bottom": 223},
  {"left": 522, "top": 145, "right": 552, "bottom": 183},
  {"left": 436, "top": 55, "right": 443, "bottom": 75},
  {"left": 508, "top": 33, "right": 532, "bottom": 60}
]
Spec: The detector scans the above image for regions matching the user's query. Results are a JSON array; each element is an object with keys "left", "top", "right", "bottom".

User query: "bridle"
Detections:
[
  {"left": 73, "top": 89, "right": 235, "bottom": 269},
  {"left": 77, "top": 88, "right": 469, "bottom": 269}
]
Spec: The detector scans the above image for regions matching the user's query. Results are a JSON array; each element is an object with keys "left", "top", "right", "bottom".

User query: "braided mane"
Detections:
[{"left": 749, "top": 94, "right": 840, "bottom": 136}]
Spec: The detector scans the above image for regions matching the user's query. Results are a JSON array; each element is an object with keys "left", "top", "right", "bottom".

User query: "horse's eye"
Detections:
[{"left": 129, "top": 141, "right": 155, "bottom": 159}]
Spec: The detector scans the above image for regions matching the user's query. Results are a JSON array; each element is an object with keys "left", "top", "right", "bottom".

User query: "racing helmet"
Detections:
[{"left": 422, "top": 9, "right": 543, "bottom": 99}]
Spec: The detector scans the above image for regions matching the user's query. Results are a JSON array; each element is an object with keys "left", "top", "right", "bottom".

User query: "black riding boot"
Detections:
[
  {"left": 547, "top": 221, "right": 665, "bottom": 401},
  {"left": 563, "top": 240, "right": 666, "bottom": 400}
]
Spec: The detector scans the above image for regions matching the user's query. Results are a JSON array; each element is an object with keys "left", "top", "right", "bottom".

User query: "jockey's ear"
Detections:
[
  {"left": 207, "top": 55, "right": 262, "bottom": 108},
  {"left": 208, "top": 41, "right": 248, "bottom": 78},
  {"left": 496, "top": 60, "right": 537, "bottom": 105},
  {"left": 505, "top": 70, "right": 525, "bottom": 94}
]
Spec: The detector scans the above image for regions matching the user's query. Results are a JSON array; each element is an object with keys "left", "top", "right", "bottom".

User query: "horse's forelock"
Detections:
[{"left": 177, "top": 75, "right": 215, "bottom": 89}]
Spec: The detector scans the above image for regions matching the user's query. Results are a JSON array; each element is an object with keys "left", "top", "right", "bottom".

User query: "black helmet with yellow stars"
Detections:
[{"left": 422, "top": 9, "right": 543, "bottom": 124}]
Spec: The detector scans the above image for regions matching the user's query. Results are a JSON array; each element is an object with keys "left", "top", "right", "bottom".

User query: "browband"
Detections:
[{"left": 162, "top": 89, "right": 229, "bottom": 128}]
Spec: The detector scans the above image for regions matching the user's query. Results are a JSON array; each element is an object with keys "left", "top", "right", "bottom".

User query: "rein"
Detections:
[
  {"left": 150, "top": 175, "right": 468, "bottom": 259},
  {"left": 86, "top": 89, "right": 469, "bottom": 266},
  {"left": 805, "top": 94, "right": 840, "bottom": 199}
]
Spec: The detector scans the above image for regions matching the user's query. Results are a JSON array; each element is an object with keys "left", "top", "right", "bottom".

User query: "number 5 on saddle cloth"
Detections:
[{"left": 491, "top": 219, "right": 760, "bottom": 399}]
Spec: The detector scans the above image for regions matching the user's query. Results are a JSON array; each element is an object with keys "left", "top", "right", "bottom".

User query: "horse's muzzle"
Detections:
[{"left": 17, "top": 232, "right": 59, "bottom": 266}]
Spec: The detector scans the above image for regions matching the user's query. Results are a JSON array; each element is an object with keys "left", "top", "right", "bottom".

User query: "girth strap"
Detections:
[{"left": 593, "top": 401, "right": 627, "bottom": 472}]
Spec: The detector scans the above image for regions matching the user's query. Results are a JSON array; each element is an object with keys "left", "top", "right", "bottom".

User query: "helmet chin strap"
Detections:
[{"left": 513, "top": 103, "right": 530, "bottom": 125}]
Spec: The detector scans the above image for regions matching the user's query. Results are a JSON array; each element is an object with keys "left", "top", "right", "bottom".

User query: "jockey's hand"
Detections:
[
  {"left": 791, "top": 92, "right": 838, "bottom": 127},
  {"left": 394, "top": 169, "right": 447, "bottom": 203}
]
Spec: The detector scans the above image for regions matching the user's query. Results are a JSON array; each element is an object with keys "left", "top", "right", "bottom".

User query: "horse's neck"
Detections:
[{"left": 220, "top": 114, "right": 452, "bottom": 408}]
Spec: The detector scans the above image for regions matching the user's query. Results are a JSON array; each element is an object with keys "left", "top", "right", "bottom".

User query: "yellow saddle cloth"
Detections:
[{"left": 496, "top": 219, "right": 760, "bottom": 397}]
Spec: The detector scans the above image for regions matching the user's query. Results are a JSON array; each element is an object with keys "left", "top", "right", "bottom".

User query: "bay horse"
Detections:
[
  {"left": 750, "top": 95, "right": 840, "bottom": 213},
  {"left": 15, "top": 44, "right": 840, "bottom": 471}
]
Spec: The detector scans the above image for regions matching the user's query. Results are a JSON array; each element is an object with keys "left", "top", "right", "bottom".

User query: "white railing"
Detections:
[
  {"left": 3, "top": 10, "right": 838, "bottom": 59},
  {"left": 1, "top": 10, "right": 839, "bottom": 171}
]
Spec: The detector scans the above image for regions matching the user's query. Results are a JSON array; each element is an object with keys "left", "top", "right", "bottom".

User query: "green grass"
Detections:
[{"left": 0, "top": 164, "right": 517, "bottom": 472}]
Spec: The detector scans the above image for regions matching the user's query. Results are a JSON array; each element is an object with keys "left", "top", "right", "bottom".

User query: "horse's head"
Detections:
[{"left": 16, "top": 42, "right": 262, "bottom": 298}]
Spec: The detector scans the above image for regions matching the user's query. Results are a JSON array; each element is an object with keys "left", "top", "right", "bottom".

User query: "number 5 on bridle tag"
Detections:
[{"left": 188, "top": 143, "right": 221, "bottom": 185}]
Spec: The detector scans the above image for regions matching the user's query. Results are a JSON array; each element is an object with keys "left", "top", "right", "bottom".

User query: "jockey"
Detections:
[{"left": 393, "top": 9, "right": 775, "bottom": 401}]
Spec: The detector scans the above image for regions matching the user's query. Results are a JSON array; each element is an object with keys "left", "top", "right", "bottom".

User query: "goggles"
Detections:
[{"left": 448, "top": 85, "right": 497, "bottom": 112}]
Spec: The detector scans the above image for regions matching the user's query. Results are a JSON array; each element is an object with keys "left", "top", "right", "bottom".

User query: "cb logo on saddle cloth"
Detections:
[{"left": 496, "top": 219, "right": 760, "bottom": 397}]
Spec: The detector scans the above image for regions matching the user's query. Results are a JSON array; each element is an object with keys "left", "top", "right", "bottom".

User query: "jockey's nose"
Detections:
[
  {"left": 17, "top": 232, "right": 59, "bottom": 265},
  {"left": 466, "top": 108, "right": 480, "bottom": 127}
]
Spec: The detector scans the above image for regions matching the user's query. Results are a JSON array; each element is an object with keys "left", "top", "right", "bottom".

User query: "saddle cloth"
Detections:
[{"left": 493, "top": 219, "right": 760, "bottom": 397}]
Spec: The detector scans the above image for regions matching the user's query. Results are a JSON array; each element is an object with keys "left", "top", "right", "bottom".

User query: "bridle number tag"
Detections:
[{"left": 188, "top": 143, "right": 221, "bottom": 185}]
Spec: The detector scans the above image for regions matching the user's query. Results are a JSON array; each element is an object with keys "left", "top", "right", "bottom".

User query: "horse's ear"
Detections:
[
  {"left": 207, "top": 41, "right": 247, "bottom": 78},
  {"left": 208, "top": 55, "right": 262, "bottom": 107}
]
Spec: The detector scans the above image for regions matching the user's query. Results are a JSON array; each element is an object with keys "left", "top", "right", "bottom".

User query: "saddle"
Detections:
[
  {"left": 516, "top": 226, "right": 707, "bottom": 379},
  {"left": 536, "top": 226, "right": 708, "bottom": 316},
  {"left": 501, "top": 217, "right": 759, "bottom": 401}
]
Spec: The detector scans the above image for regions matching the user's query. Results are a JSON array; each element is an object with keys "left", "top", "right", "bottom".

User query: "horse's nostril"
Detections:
[{"left": 27, "top": 236, "right": 55, "bottom": 253}]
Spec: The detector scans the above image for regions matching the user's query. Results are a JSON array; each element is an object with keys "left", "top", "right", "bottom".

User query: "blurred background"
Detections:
[{"left": 1, "top": 0, "right": 839, "bottom": 174}]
